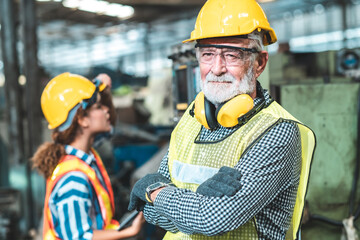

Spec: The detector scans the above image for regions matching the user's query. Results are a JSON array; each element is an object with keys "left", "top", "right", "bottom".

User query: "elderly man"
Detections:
[{"left": 128, "top": 0, "right": 316, "bottom": 239}]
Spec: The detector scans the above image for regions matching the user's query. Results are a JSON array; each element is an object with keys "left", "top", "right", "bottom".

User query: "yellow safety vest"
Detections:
[
  {"left": 165, "top": 101, "right": 315, "bottom": 240},
  {"left": 43, "top": 148, "right": 119, "bottom": 240}
]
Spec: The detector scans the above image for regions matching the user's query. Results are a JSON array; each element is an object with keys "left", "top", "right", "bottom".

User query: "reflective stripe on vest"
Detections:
[
  {"left": 43, "top": 148, "right": 119, "bottom": 240},
  {"left": 165, "top": 101, "right": 315, "bottom": 240}
]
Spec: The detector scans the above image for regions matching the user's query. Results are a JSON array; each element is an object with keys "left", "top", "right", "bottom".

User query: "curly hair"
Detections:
[{"left": 31, "top": 107, "right": 86, "bottom": 179}]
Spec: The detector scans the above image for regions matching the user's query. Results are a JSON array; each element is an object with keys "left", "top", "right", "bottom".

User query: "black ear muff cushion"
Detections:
[{"left": 204, "top": 98, "right": 218, "bottom": 130}]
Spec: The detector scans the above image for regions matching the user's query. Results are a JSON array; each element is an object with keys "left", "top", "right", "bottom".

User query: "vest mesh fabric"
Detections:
[{"left": 164, "top": 101, "right": 314, "bottom": 240}]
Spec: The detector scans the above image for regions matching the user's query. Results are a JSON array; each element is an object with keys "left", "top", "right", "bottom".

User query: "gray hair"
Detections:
[
  {"left": 247, "top": 30, "right": 264, "bottom": 51},
  {"left": 247, "top": 30, "right": 264, "bottom": 63}
]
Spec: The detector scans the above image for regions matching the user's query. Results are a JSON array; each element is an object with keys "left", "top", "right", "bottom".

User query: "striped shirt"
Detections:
[
  {"left": 143, "top": 87, "right": 302, "bottom": 239},
  {"left": 48, "top": 145, "right": 108, "bottom": 240}
]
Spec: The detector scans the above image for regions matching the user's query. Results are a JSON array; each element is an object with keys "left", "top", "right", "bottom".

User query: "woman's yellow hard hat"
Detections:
[{"left": 41, "top": 72, "right": 105, "bottom": 130}]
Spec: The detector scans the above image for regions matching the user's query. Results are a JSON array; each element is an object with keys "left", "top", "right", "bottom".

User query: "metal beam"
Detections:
[
  {"left": 0, "top": 0, "right": 25, "bottom": 165},
  {"left": 20, "top": 0, "right": 41, "bottom": 230},
  {"left": 21, "top": 0, "right": 42, "bottom": 157}
]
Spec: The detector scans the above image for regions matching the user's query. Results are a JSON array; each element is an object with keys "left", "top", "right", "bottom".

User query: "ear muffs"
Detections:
[
  {"left": 193, "top": 92, "right": 218, "bottom": 130},
  {"left": 192, "top": 92, "right": 256, "bottom": 130},
  {"left": 215, "top": 94, "right": 254, "bottom": 128}
]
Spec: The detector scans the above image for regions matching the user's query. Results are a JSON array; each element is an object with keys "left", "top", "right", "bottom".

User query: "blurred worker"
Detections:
[
  {"left": 128, "top": 0, "right": 316, "bottom": 239},
  {"left": 32, "top": 72, "right": 144, "bottom": 240}
]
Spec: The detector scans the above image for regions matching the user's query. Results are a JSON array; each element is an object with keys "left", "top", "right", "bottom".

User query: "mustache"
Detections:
[{"left": 205, "top": 73, "right": 237, "bottom": 83}]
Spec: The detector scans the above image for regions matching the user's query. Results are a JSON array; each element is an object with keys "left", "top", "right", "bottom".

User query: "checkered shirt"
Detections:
[{"left": 143, "top": 88, "right": 302, "bottom": 240}]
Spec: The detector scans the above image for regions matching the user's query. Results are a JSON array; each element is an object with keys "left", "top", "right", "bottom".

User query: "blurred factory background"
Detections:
[{"left": 0, "top": 0, "right": 360, "bottom": 239}]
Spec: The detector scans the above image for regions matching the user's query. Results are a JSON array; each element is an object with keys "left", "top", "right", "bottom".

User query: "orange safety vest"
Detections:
[{"left": 43, "top": 148, "right": 119, "bottom": 240}]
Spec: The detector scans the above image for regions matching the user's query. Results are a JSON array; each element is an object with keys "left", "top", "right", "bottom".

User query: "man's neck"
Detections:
[{"left": 249, "top": 90, "right": 257, "bottom": 100}]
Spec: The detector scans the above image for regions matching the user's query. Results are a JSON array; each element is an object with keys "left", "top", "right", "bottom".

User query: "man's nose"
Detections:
[{"left": 211, "top": 55, "right": 227, "bottom": 76}]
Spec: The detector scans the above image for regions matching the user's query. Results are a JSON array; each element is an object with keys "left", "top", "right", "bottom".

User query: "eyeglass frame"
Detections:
[
  {"left": 195, "top": 43, "right": 260, "bottom": 66},
  {"left": 81, "top": 78, "right": 105, "bottom": 110}
]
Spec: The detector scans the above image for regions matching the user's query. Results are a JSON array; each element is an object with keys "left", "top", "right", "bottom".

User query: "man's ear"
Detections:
[{"left": 254, "top": 51, "right": 268, "bottom": 79}]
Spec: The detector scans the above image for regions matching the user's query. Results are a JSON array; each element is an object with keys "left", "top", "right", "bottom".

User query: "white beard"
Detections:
[{"left": 201, "top": 67, "right": 256, "bottom": 106}]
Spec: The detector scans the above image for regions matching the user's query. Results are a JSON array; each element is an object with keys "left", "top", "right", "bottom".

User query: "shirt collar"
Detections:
[{"left": 64, "top": 145, "right": 95, "bottom": 165}]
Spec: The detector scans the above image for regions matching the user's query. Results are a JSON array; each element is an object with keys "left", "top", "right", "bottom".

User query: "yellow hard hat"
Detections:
[
  {"left": 183, "top": 0, "right": 277, "bottom": 46},
  {"left": 41, "top": 72, "right": 106, "bottom": 130}
]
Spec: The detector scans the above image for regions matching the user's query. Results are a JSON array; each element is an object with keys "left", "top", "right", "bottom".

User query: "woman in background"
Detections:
[{"left": 32, "top": 72, "right": 144, "bottom": 240}]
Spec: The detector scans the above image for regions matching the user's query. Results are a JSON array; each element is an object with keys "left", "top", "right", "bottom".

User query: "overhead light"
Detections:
[
  {"left": 62, "top": 0, "right": 134, "bottom": 19},
  {"left": 18, "top": 75, "right": 27, "bottom": 86}
]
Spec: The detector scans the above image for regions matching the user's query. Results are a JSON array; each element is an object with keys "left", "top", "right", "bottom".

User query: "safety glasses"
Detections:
[
  {"left": 81, "top": 78, "right": 104, "bottom": 109},
  {"left": 81, "top": 88, "right": 99, "bottom": 110},
  {"left": 195, "top": 43, "right": 259, "bottom": 66}
]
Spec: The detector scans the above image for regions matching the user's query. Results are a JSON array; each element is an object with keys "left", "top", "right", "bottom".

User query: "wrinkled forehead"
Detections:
[{"left": 198, "top": 37, "right": 252, "bottom": 47}]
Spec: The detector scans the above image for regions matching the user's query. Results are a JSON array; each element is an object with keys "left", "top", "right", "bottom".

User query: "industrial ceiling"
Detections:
[
  {"left": 4, "top": 0, "right": 357, "bottom": 77},
  {"left": 33, "top": 0, "right": 346, "bottom": 41}
]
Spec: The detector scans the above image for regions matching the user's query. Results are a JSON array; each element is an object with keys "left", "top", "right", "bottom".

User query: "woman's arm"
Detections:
[
  {"left": 93, "top": 212, "right": 145, "bottom": 240},
  {"left": 95, "top": 73, "right": 116, "bottom": 125}
]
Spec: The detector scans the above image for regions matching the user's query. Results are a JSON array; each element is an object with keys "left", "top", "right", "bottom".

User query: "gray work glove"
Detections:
[
  {"left": 196, "top": 166, "right": 242, "bottom": 198},
  {"left": 128, "top": 173, "right": 172, "bottom": 211}
]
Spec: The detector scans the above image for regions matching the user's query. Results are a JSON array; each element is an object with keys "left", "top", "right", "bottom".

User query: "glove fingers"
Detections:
[
  {"left": 128, "top": 198, "right": 146, "bottom": 211},
  {"left": 196, "top": 168, "right": 242, "bottom": 198},
  {"left": 211, "top": 173, "right": 241, "bottom": 189},
  {"left": 129, "top": 172, "right": 172, "bottom": 211},
  {"left": 219, "top": 166, "right": 242, "bottom": 180},
  {"left": 220, "top": 175, "right": 242, "bottom": 189},
  {"left": 209, "top": 175, "right": 242, "bottom": 196},
  {"left": 217, "top": 185, "right": 239, "bottom": 196},
  {"left": 136, "top": 202, "right": 145, "bottom": 211},
  {"left": 128, "top": 194, "right": 138, "bottom": 211}
]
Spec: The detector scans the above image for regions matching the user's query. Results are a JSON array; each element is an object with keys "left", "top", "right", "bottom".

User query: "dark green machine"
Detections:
[
  {"left": 280, "top": 82, "right": 360, "bottom": 239},
  {"left": 269, "top": 48, "right": 360, "bottom": 239}
]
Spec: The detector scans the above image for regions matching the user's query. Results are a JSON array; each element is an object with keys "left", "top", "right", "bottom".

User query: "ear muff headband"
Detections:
[{"left": 237, "top": 99, "right": 266, "bottom": 126}]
